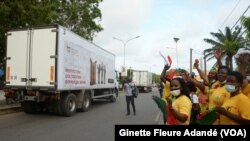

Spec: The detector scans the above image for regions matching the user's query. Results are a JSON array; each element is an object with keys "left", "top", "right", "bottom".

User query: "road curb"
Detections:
[{"left": 0, "top": 105, "right": 22, "bottom": 115}]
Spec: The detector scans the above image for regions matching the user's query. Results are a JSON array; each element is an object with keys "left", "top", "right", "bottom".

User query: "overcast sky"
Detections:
[{"left": 93, "top": 0, "right": 250, "bottom": 75}]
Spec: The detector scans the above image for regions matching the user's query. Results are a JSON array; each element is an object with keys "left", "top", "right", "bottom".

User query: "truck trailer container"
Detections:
[{"left": 4, "top": 24, "right": 118, "bottom": 116}]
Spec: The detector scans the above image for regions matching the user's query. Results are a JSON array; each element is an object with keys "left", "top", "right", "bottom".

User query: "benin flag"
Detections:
[
  {"left": 195, "top": 108, "right": 217, "bottom": 125},
  {"left": 167, "top": 55, "right": 172, "bottom": 65},
  {"left": 159, "top": 51, "right": 172, "bottom": 66},
  {"left": 166, "top": 106, "right": 177, "bottom": 125}
]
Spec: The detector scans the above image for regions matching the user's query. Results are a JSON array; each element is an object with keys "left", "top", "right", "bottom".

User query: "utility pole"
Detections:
[
  {"left": 204, "top": 51, "right": 207, "bottom": 77},
  {"left": 190, "top": 48, "right": 193, "bottom": 73}
]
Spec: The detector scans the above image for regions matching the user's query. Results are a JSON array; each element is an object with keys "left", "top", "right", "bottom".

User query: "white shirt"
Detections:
[
  {"left": 190, "top": 92, "right": 199, "bottom": 104},
  {"left": 124, "top": 82, "right": 133, "bottom": 96}
]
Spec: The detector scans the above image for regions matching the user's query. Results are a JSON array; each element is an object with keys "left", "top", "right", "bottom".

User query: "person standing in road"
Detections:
[{"left": 124, "top": 78, "right": 136, "bottom": 116}]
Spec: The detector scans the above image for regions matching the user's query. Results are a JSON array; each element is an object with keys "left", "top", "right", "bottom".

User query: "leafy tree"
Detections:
[
  {"left": 0, "top": 0, "right": 103, "bottom": 64},
  {"left": 56, "top": 0, "right": 103, "bottom": 40},
  {"left": 152, "top": 73, "right": 161, "bottom": 84},
  {"left": 203, "top": 26, "right": 244, "bottom": 70},
  {"left": 241, "top": 16, "right": 250, "bottom": 45}
]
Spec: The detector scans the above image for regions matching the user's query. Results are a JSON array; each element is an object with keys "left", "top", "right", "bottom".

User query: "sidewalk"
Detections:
[{"left": 0, "top": 90, "right": 22, "bottom": 115}]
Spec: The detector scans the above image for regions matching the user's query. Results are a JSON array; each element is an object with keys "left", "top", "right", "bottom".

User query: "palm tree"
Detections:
[
  {"left": 203, "top": 26, "right": 244, "bottom": 71},
  {"left": 241, "top": 16, "right": 250, "bottom": 46},
  {"left": 231, "top": 16, "right": 250, "bottom": 70}
]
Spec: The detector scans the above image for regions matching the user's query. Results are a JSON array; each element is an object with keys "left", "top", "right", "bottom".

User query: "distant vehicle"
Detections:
[
  {"left": 4, "top": 24, "right": 118, "bottom": 116},
  {"left": 131, "top": 70, "right": 152, "bottom": 93}
]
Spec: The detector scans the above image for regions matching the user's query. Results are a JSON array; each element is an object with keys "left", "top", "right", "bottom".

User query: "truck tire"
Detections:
[
  {"left": 110, "top": 89, "right": 118, "bottom": 102},
  {"left": 60, "top": 93, "right": 77, "bottom": 117},
  {"left": 54, "top": 101, "right": 63, "bottom": 115},
  {"left": 79, "top": 93, "right": 91, "bottom": 112}
]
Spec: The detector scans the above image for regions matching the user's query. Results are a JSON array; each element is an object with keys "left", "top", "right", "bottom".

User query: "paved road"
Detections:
[{"left": 0, "top": 88, "right": 162, "bottom": 141}]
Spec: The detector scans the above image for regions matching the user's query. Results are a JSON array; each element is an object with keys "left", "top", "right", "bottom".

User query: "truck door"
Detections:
[
  {"left": 30, "top": 28, "right": 57, "bottom": 87},
  {"left": 5, "top": 27, "right": 57, "bottom": 88},
  {"left": 5, "top": 30, "right": 29, "bottom": 87}
]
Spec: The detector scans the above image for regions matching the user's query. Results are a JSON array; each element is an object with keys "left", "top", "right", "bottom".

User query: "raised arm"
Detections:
[
  {"left": 193, "top": 59, "right": 208, "bottom": 85},
  {"left": 184, "top": 71, "right": 205, "bottom": 92},
  {"left": 214, "top": 48, "right": 222, "bottom": 68},
  {"left": 160, "top": 64, "right": 171, "bottom": 84}
]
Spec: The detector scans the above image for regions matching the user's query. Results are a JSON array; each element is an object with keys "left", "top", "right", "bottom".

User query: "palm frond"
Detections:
[
  {"left": 204, "top": 52, "right": 214, "bottom": 59},
  {"left": 204, "top": 26, "right": 246, "bottom": 70},
  {"left": 210, "top": 32, "right": 225, "bottom": 43},
  {"left": 203, "top": 48, "right": 214, "bottom": 54},
  {"left": 225, "top": 26, "right": 233, "bottom": 41},
  {"left": 206, "top": 56, "right": 214, "bottom": 62},
  {"left": 204, "top": 39, "right": 224, "bottom": 47}
]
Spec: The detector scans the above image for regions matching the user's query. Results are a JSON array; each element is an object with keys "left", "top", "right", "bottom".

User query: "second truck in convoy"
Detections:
[{"left": 131, "top": 70, "right": 152, "bottom": 93}]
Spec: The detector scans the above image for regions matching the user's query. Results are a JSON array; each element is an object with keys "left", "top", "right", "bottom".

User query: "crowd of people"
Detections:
[{"left": 157, "top": 48, "right": 250, "bottom": 125}]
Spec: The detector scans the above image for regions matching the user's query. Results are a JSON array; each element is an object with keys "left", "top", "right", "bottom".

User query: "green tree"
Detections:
[
  {"left": 241, "top": 16, "right": 250, "bottom": 44},
  {"left": 152, "top": 73, "right": 161, "bottom": 84},
  {"left": 203, "top": 26, "right": 244, "bottom": 70},
  {"left": 0, "top": 0, "right": 103, "bottom": 64},
  {"left": 56, "top": 0, "right": 103, "bottom": 40}
]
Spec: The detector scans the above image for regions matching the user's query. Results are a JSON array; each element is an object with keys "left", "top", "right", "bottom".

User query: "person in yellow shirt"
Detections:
[
  {"left": 216, "top": 71, "right": 250, "bottom": 125},
  {"left": 241, "top": 79, "right": 250, "bottom": 100},
  {"left": 166, "top": 77, "right": 192, "bottom": 125},
  {"left": 159, "top": 64, "right": 171, "bottom": 124},
  {"left": 160, "top": 64, "right": 192, "bottom": 125},
  {"left": 160, "top": 64, "right": 171, "bottom": 102},
  {"left": 237, "top": 52, "right": 250, "bottom": 99},
  {"left": 192, "top": 49, "right": 223, "bottom": 112},
  {"left": 207, "top": 66, "right": 231, "bottom": 110}
]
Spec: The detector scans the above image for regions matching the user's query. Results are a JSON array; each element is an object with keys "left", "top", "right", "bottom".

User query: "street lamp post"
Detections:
[
  {"left": 113, "top": 36, "right": 140, "bottom": 67},
  {"left": 173, "top": 37, "right": 180, "bottom": 68},
  {"left": 190, "top": 48, "right": 193, "bottom": 73}
]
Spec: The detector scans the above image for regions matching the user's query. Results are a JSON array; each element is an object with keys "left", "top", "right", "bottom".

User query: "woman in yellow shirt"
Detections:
[
  {"left": 166, "top": 77, "right": 192, "bottom": 125},
  {"left": 241, "top": 80, "right": 250, "bottom": 100},
  {"left": 216, "top": 71, "right": 250, "bottom": 125},
  {"left": 207, "top": 66, "right": 230, "bottom": 110},
  {"left": 160, "top": 64, "right": 192, "bottom": 125},
  {"left": 237, "top": 53, "right": 250, "bottom": 99}
]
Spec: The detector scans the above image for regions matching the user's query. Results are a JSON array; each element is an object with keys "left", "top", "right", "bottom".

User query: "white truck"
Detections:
[
  {"left": 4, "top": 24, "right": 118, "bottom": 116},
  {"left": 132, "top": 70, "right": 152, "bottom": 93}
]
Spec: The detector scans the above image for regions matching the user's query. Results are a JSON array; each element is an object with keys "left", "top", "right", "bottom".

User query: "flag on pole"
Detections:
[
  {"left": 159, "top": 51, "right": 172, "bottom": 66},
  {"left": 167, "top": 56, "right": 172, "bottom": 65}
]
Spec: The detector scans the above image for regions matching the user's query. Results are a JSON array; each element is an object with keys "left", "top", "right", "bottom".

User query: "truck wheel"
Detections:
[
  {"left": 54, "top": 101, "right": 62, "bottom": 115},
  {"left": 109, "top": 94, "right": 117, "bottom": 102},
  {"left": 110, "top": 89, "right": 117, "bottom": 102},
  {"left": 60, "top": 93, "right": 77, "bottom": 117},
  {"left": 79, "top": 93, "right": 91, "bottom": 112}
]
